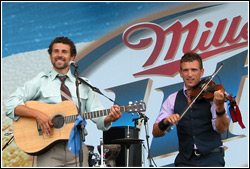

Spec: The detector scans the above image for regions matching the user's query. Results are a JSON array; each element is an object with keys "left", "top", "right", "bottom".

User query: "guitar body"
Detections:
[
  {"left": 12, "top": 100, "right": 146, "bottom": 155},
  {"left": 13, "top": 101, "right": 78, "bottom": 155}
]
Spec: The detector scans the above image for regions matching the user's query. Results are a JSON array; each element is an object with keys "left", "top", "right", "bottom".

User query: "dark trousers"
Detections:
[{"left": 175, "top": 151, "right": 225, "bottom": 167}]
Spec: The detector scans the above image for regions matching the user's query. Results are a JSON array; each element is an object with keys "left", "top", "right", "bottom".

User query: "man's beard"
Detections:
[{"left": 52, "top": 61, "right": 68, "bottom": 70}]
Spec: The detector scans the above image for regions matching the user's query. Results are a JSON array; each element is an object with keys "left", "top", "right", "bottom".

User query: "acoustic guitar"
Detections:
[{"left": 13, "top": 100, "right": 146, "bottom": 155}]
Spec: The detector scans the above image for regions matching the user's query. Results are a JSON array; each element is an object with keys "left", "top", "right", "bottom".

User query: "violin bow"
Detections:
[{"left": 167, "top": 63, "right": 224, "bottom": 132}]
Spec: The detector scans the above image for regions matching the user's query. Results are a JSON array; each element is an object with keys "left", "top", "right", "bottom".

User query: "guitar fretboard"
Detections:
[{"left": 64, "top": 106, "right": 126, "bottom": 123}]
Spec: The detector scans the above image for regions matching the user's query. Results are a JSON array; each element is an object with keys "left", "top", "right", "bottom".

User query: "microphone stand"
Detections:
[
  {"left": 69, "top": 62, "right": 120, "bottom": 106},
  {"left": 77, "top": 78, "right": 119, "bottom": 105},
  {"left": 2, "top": 133, "right": 14, "bottom": 151},
  {"left": 137, "top": 112, "right": 156, "bottom": 167},
  {"left": 73, "top": 65, "right": 85, "bottom": 167},
  {"left": 70, "top": 63, "right": 119, "bottom": 167}
]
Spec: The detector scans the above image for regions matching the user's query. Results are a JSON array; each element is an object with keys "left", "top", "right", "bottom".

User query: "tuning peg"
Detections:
[{"left": 129, "top": 101, "right": 133, "bottom": 105}]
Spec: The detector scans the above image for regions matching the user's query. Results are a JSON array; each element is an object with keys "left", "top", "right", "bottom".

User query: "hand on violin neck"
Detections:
[{"left": 213, "top": 90, "right": 226, "bottom": 110}]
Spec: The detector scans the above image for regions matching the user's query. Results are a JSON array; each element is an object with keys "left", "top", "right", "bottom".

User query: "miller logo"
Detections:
[{"left": 123, "top": 15, "right": 248, "bottom": 77}]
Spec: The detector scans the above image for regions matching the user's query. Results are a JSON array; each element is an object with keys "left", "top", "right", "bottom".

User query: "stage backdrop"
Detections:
[{"left": 2, "top": 2, "right": 248, "bottom": 167}]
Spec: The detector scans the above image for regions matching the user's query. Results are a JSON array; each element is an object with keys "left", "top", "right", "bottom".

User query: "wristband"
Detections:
[
  {"left": 158, "top": 119, "right": 169, "bottom": 131},
  {"left": 216, "top": 109, "right": 225, "bottom": 116}
]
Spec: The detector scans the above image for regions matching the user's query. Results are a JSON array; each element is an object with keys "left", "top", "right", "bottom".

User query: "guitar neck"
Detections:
[
  {"left": 64, "top": 106, "right": 126, "bottom": 123},
  {"left": 83, "top": 106, "right": 126, "bottom": 120}
]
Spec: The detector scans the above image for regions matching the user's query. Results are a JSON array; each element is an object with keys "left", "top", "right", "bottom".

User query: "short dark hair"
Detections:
[
  {"left": 47, "top": 36, "right": 77, "bottom": 56},
  {"left": 180, "top": 52, "right": 203, "bottom": 70}
]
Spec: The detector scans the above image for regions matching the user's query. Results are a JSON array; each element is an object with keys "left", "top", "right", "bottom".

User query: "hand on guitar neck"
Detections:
[{"left": 104, "top": 104, "right": 122, "bottom": 123}]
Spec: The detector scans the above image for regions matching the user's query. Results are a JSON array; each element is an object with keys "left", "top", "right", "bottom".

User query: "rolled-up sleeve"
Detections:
[
  {"left": 5, "top": 72, "right": 45, "bottom": 121},
  {"left": 154, "top": 92, "right": 178, "bottom": 124}
]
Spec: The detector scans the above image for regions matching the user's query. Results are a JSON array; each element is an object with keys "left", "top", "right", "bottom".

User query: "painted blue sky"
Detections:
[{"left": 2, "top": 2, "right": 181, "bottom": 58}]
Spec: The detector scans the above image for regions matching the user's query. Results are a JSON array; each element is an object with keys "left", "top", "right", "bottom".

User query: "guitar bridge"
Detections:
[{"left": 37, "top": 123, "right": 43, "bottom": 136}]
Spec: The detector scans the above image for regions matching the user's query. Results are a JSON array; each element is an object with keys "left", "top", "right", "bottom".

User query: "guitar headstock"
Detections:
[{"left": 125, "top": 101, "right": 146, "bottom": 113}]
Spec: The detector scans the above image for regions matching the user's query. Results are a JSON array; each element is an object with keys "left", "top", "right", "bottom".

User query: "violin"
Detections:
[
  {"left": 190, "top": 78, "right": 226, "bottom": 102},
  {"left": 190, "top": 78, "right": 245, "bottom": 129},
  {"left": 166, "top": 63, "right": 245, "bottom": 132}
]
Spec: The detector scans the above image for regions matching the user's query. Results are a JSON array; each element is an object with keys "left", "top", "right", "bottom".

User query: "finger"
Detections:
[
  {"left": 172, "top": 118, "right": 178, "bottom": 125},
  {"left": 111, "top": 106, "right": 116, "bottom": 112},
  {"left": 42, "top": 123, "right": 52, "bottom": 135},
  {"left": 41, "top": 126, "right": 47, "bottom": 135},
  {"left": 111, "top": 106, "right": 121, "bottom": 117},
  {"left": 45, "top": 123, "right": 51, "bottom": 131},
  {"left": 109, "top": 112, "right": 116, "bottom": 120},
  {"left": 49, "top": 120, "right": 54, "bottom": 126},
  {"left": 113, "top": 105, "right": 120, "bottom": 112},
  {"left": 113, "top": 111, "right": 121, "bottom": 120},
  {"left": 114, "top": 104, "right": 120, "bottom": 108},
  {"left": 224, "top": 91, "right": 229, "bottom": 96},
  {"left": 167, "top": 118, "right": 174, "bottom": 125},
  {"left": 108, "top": 111, "right": 116, "bottom": 120},
  {"left": 172, "top": 116, "right": 179, "bottom": 125},
  {"left": 45, "top": 129, "right": 50, "bottom": 136}
]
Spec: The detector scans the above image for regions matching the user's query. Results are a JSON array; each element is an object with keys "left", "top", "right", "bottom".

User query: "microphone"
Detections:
[{"left": 68, "top": 61, "right": 78, "bottom": 68}]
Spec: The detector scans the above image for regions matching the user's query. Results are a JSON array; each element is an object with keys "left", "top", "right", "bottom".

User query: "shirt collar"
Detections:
[
  {"left": 66, "top": 69, "right": 75, "bottom": 82},
  {"left": 50, "top": 69, "right": 75, "bottom": 82},
  {"left": 183, "top": 85, "right": 190, "bottom": 97}
]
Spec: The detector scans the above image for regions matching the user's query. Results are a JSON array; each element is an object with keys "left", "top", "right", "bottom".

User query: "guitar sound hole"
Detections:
[{"left": 52, "top": 114, "right": 64, "bottom": 129}]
